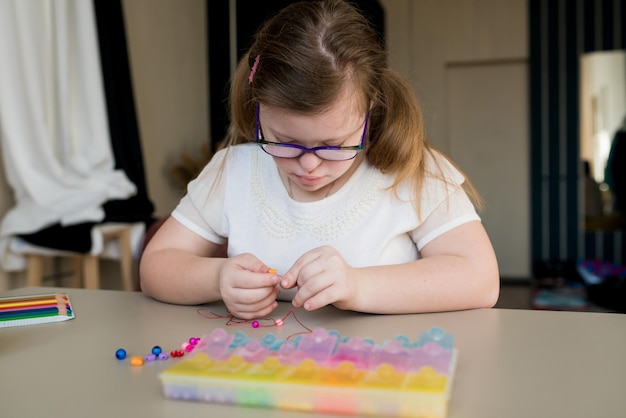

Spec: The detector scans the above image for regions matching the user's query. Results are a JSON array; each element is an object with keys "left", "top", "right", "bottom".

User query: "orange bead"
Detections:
[{"left": 130, "top": 355, "right": 144, "bottom": 366}]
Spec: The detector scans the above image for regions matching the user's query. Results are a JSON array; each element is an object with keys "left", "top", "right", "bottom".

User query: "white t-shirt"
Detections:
[{"left": 172, "top": 144, "right": 480, "bottom": 299}]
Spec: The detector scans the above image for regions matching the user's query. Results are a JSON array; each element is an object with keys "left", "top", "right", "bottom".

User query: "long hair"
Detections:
[{"left": 224, "top": 0, "right": 482, "bottom": 211}]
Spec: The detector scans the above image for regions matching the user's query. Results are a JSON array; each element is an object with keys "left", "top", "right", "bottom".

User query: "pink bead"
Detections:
[
  {"left": 189, "top": 337, "right": 199, "bottom": 345},
  {"left": 181, "top": 342, "right": 190, "bottom": 351},
  {"left": 252, "top": 321, "right": 259, "bottom": 328},
  {"left": 275, "top": 319, "right": 283, "bottom": 327}
]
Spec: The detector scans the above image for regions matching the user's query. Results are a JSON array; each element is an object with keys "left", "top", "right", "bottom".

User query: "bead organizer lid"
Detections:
[{"left": 160, "top": 327, "right": 458, "bottom": 418}]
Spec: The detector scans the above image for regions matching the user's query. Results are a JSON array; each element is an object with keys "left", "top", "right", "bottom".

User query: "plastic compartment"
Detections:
[{"left": 160, "top": 327, "right": 457, "bottom": 418}]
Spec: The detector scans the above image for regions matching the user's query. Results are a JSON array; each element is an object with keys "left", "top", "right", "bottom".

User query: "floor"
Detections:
[
  {"left": 495, "top": 279, "right": 621, "bottom": 313},
  {"left": 495, "top": 281, "right": 534, "bottom": 310}
]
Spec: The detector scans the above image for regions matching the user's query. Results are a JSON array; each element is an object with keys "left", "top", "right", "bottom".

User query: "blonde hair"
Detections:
[{"left": 223, "top": 0, "right": 482, "bottom": 212}]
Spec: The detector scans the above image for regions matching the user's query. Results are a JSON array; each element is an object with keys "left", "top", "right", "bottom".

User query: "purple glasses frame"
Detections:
[{"left": 255, "top": 104, "right": 369, "bottom": 161}]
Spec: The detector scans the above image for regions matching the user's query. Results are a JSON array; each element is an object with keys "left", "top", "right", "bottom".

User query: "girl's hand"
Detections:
[
  {"left": 218, "top": 253, "right": 280, "bottom": 319},
  {"left": 280, "top": 246, "right": 358, "bottom": 311}
]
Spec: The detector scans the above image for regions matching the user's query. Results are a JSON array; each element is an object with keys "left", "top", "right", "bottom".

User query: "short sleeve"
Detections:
[
  {"left": 410, "top": 187, "right": 480, "bottom": 250},
  {"left": 171, "top": 148, "right": 229, "bottom": 244}
]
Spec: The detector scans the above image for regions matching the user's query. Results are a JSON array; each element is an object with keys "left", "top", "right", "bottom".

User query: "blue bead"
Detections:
[
  {"left": 152, "top": 345, "right": 162, "bottom": 355},
  {"left": 115, "top": 348, "right": 127, "bottom": 360}
]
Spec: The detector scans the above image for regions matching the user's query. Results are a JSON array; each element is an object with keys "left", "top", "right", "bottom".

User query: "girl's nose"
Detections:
[{"left": 298, "top": 152, "right": 323, "bottom": 171}]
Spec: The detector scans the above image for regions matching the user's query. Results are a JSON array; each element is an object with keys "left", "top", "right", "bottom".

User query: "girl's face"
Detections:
[{"left": 258, "top": 95, "right": 368, "bottom": 202}]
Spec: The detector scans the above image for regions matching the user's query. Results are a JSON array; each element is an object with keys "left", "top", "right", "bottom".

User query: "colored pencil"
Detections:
[{"left": 0, "top": 292, "right": 74, "bottom": 328}]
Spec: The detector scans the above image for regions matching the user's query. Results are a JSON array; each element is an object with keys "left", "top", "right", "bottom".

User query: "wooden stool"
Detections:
[{"left": 25, "top": 224, "right": 134, "bottom": 291}]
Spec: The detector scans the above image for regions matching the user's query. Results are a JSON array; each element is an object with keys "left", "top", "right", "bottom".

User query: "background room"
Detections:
[{"left": 0, "top": 0, "right": 624, "bottom": 312}]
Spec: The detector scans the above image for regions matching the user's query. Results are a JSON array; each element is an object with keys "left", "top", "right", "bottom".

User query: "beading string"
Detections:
[{"left": 196, "top": 307, "right": 312, "bottom": 340}]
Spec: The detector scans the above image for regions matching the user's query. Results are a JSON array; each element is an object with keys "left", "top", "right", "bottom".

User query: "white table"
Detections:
[{"left": 1, "top": 286, "right": 625, "bottom": 418}]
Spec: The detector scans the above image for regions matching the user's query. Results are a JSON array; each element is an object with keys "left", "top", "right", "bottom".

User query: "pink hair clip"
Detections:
[{"left": 248, "top": 54, "right": 260, "bottom": 85}]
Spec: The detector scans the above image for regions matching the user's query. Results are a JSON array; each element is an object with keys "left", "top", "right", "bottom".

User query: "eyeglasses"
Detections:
[{"left": 255, "top": 105, "right": 369, "bottom": 161}]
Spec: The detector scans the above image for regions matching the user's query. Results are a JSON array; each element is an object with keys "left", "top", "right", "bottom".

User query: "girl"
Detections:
[{"left": 140, "top": 0, "right": 500, "bottom": 319}]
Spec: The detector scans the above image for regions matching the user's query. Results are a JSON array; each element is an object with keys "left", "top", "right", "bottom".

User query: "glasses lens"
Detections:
[
  {"left": 315, "top": 149, "right": 359, "bottom": 161},
  {"left": 260, "top": 143, "right": 360, "bottom": 161},
  {"left": 261, "top": 144, "right": 302, "bottom": 158}
]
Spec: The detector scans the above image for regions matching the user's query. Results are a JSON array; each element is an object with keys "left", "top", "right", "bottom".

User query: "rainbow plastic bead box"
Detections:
[{"left": 159, "top": 327, "right": 457, "bottom": 418}]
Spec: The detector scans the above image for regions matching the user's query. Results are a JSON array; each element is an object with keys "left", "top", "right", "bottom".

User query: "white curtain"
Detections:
[{"left": 0, "top": 0, "right": 137, "bottom": 270}]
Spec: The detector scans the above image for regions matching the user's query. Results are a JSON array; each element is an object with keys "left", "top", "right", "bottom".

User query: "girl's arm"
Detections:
[
  {"left": 140, "top": 216, "right": 280, "bottom": 317},
  {"left": 285, "top": 220, "right": 500, "bottom": 314},
  {"left": 139, "top": 216, "right": 227, "bottom": 304},
  {"left": 349, "top": 221, "right": 499, "bottom": 313}
]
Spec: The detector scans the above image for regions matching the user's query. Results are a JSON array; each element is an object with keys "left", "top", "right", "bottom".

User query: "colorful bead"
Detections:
[
  {"left": 130, "top": 356, "right": 144, "bottom": 366},
  {"left": 189, "top": 337, "right": 199, "bottom": 345},
  {"left": 170, "top": 350, "right": 185, "bottom": 358},
  {"left": 115, "top": 348, "right": 127, "bottom": 360},
  {"left": 275, "top": 318, "right": 284, "bottom": 327},
  {"left": 181, "top": 342, "right": 191, "bottom": 351},
  {"left": 158, "top": 353, "right": 169, "bottom": 361},
  {"left": 145, "top": 354, "right": 157, "bottom": 362},
  {"left": 252, "top": 321, "right": 259, "bottom": 328},
  {"left": 151, "top": 345, "right": 162, "bottom": 355}
]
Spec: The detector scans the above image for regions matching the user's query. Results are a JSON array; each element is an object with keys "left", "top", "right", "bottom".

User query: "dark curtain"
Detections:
[
  {"left": 19, "top": 0, "right": 155, "bottom": 252},
  {"left": 529, "top": 0, "right": 626, "bottom": 274},
  {"left": 94, "top": 0, "right": 154, "bottom": 225}
]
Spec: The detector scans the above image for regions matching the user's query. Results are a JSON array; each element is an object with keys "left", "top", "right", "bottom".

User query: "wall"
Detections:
[
  {"left": 381, "top": 0, "right": 530, "bottom": 278},
  {"left": 122, "top": 0, "right": 209, "bottom": 218}
]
